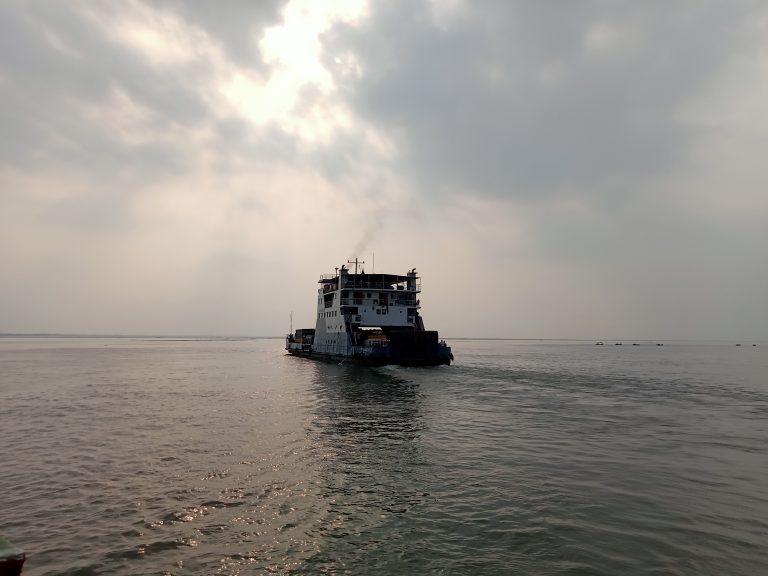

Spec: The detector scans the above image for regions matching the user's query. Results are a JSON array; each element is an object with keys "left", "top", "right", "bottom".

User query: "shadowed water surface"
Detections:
[{"left": 1, "top": 338, "right": 767, "bottom": 575}]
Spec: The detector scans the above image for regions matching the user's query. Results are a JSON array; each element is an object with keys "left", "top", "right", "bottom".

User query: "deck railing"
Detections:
[
  {"left": 340, "top": 299, "right": 420, "bottom": 307},
  {"left": 318, "top": 276, "right": 422, "bottom": 292}
]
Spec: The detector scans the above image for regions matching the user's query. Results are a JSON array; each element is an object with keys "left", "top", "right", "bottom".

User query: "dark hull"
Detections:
[{"left": 286, "top": 348, "right": 451, "bottom": 367}]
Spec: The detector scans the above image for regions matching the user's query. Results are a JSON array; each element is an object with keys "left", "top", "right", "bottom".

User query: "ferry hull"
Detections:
[{"left": 286, "top": 347, "right": 451, "bottom": 367}]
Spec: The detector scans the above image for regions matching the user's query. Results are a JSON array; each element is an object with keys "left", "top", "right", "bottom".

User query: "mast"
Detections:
[{"left": 347, "top": 258, "right": 365, "bottom": 276}]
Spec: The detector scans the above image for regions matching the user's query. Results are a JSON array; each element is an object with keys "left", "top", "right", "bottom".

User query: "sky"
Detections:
[{"left": 1, "top": 0, "right": 766, "bottom": 340}]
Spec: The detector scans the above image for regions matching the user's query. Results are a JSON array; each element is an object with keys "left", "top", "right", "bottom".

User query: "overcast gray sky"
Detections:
[{"left": 1, "top": 0, "right": 766, "bottom": 339}]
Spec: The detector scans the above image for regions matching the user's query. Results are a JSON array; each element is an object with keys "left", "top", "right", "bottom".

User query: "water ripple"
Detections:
[{"left": 1, "top": 338, "right": 767, "bottom": 574}]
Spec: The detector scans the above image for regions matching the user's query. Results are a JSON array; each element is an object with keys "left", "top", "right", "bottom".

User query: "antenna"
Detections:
[
  {"left": 347, "top": 258, "right": 365, "bottom": 276},
  {"left": 290, "top": 311, "right": 293, "bottom": 334},
  {"left": 372, "top": 252, "right": 375, "bottom": 274}
]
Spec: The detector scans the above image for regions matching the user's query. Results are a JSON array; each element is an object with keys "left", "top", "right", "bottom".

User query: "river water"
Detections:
[{"left": 1, "top": 337, "right": 766, "bottom": 575}]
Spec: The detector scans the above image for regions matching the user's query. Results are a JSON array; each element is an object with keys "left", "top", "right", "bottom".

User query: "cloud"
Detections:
[
  {"left": 328, "top": 1, "right": 761, "bottom": 200},
  {"left": 0, "top": 0, "right": 766, "bottom": 339},
  {"left": 0, "top": 0, "right": 391, "bottom": 334}
]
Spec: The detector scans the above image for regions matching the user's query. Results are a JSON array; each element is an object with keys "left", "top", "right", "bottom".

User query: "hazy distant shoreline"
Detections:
[{"left": 0, "top": 333, "right": 281, "bottom": 340}]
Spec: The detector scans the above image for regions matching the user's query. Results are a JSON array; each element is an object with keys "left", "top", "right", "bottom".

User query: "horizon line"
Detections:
[{"left": 0, "top": 333, "right": 764, "bottom": 343}]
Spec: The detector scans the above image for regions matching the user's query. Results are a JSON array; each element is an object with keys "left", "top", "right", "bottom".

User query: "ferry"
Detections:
[{"left": 286, "top": 260, "right": 453, "bottom": 366}]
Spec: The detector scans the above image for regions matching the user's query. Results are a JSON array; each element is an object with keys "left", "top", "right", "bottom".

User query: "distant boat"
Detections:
[
  {"left": 615, "top": 342, "right": 623, "bottom": 346},
  {"left": 595, "top": 342, "right": 604, "bottom": 345}
]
